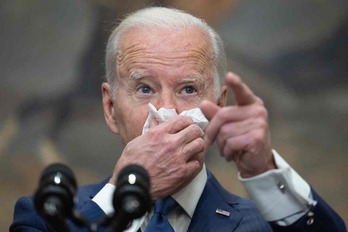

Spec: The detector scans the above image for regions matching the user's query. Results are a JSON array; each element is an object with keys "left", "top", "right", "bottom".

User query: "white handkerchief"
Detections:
[{"left": 142, "top": 103, "right": 209, "bottom": 134}]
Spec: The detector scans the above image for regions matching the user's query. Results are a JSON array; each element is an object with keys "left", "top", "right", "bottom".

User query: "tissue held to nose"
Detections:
[{"left": 142, "top": 103, "right": 209, "bottom": 135}]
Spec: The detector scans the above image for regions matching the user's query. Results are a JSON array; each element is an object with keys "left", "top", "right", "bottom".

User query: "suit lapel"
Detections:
[{"left": 188, "top": 173, "right": 242, "bottom": 232}]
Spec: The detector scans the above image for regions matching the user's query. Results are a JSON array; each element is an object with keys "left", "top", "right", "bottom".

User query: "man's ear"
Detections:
[
  {"left": 217, "top": 85, "right": 227, "bottom": 107},
  {"left": 102, "top": 83, "right": 119, "bottom": 134}
]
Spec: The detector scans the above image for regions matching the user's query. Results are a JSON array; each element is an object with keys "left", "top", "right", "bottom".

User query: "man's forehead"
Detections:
[
  {"left": 117, "top": 26, "right": 213, "bottom": 54},
  {"left": 115, "top": 26, "right": 215, "bottom": 83}
]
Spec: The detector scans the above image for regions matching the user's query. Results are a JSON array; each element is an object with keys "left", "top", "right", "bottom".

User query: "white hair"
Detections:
[{"left": 105, "top": 7, "right": 227, "bottom": 99}]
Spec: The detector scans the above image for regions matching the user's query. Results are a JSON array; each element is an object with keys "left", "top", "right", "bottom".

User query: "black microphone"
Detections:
[
  {"left": 34, "top": 163, "right": 77, "bottom": 232},
  {"left": 109, "top": 164, "right": 151, "bottom": 232}
]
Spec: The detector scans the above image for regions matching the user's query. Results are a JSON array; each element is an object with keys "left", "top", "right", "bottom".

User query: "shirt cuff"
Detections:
[
  {"left": 92, "top": 183, "right": 116, "bottom": 215},
  {"left": 239, "top": 150, "right": 317, "bottom": 224}
]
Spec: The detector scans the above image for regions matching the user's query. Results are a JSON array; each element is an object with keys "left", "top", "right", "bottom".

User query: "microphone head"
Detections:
[
  {"left": 113, "top": 164, "right": 151, "bottom": 219},
  {"left": 34, "top": 163, "right": 77, "bottom": 219},
  {"left": 39, "top": 163, "right": 76, "bottom": 187}
]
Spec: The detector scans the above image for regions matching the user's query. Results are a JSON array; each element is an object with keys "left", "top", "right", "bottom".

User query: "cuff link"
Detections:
[
  {"left": 307, "top": 204, "right": 315, "bottom": 225},
  {"left": 277, "top": 182, "right": 286, "bottom": 193},
  {"left": 307, "top": 211, "right": 315, "bottom": 225}
]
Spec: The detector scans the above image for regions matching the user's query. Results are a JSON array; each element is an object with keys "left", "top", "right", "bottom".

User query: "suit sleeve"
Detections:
[
  {"left": 10, "top": 196, "right": 49, "bottom": 232},
  {"left": 271, "top": 189, "right": 346, "bottom": 232}
]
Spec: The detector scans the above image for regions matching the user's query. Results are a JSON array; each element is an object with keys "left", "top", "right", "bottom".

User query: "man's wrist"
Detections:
[{"left": 239, "top": 150, "right": 277, "bottom": 178}]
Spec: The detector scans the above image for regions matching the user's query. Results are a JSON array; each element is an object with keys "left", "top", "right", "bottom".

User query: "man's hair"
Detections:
[{"left": 105, "top": 7, "right": 227, "bottom": 99}]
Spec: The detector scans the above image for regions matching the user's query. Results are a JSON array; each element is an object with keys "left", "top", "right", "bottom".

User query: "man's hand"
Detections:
[
  {"left": 200, "top": 72, "right": 276, "bottom": 178},
  {"left": 109, "top": 116, "right": 205, "bottom": 200}
]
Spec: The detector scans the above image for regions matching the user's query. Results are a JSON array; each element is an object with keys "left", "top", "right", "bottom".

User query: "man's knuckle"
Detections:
[
  {"left": 178, "top": 116, "right": 192, "bottom": 126},
  {"left": 257, "top": 119, "right": 267, "bottom": 130},
  {"left": 148, "top": 127, "right": 161, "bottom": 138},
  {"left": 256, "top": 107, "right": 268, "bottom": 119},
  {"left": 182, "top": 145, "right": 191, "bottom": 155},
  {"left": 197, "top": 137, "right": 205, "bottom": 146},
  {"left": 252, "top": 130, "right": 265, "bottom": 145},
  {"left": 190, "top": 125, "right": 202, "bottom": 137},
  {"left": 255, "top": 97, "right": 264, "bottom": 106},
  {"left": 223, "top": 140, "right": 232, "bottom": 155},
  {"left": 216, "top": 108, "right": 230, "bottom": 121},
  {"left": 176, "top": 118, "right": 185, "bottom": 128},
  {"left": 220, "top": 124, "right": 230, "bottom": 135},
  {"left": 177, "top": 168, "right": 187, "bottom": 178},
  {"left": 163, "top": 139, "right": 176, "bottom": 153},
  {"left": 195, "top": 138, "right": 205, "bottom": 151}
]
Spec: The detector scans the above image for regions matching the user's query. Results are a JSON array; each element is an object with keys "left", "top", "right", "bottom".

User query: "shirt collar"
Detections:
[{"left": 171, "top": 164, "right": 207, "bottom": 218}]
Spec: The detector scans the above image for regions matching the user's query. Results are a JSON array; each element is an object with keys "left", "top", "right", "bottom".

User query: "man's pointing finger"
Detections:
[{"left": 227, "top": 72, "right": 257, "bottom": 106}]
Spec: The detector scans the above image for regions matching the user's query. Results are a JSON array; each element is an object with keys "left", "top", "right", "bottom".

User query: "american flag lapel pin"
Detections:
[{"left": 216, "top": 209, "right": 230, "bottom": 217}]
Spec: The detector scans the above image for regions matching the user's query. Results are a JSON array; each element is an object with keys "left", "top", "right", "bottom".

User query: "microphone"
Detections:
[
  {"left": 109, "top": 164, "right": 151, "bottom": 232},
  {"left": 34, "top": 163, "right": 77, "bottom": 232}
]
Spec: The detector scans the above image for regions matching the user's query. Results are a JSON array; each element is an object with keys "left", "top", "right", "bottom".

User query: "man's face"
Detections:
[{"left": 109, "top": 26, "right": 222, "bottom": 145}]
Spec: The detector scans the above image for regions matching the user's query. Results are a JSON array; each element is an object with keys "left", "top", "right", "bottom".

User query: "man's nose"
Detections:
[{"left": 153, "top": 93, "right": 177, "bottom": 110}]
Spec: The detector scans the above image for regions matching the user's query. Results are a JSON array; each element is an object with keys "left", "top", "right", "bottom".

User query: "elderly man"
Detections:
[{"left": 11, "top": 7, "right": 346, "bottom": 232}]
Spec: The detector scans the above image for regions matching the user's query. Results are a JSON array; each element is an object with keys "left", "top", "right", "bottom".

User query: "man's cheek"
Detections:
[{"left": 135, "top": 120, "right": 147, "bottom": 136}]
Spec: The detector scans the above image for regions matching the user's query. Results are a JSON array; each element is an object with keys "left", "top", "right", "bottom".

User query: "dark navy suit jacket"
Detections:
[{"left": 10, "top": 170, "right": 346, "bottom": 232}]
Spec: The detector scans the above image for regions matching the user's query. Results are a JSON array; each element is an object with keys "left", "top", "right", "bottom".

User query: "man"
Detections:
[{"left": 11, "top": 7, "right": 346, "bottom": 232}]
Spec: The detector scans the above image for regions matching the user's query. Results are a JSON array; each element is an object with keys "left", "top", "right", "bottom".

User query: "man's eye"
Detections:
[
  {"left": 183, "top": 86, "right": 196, "bottom": 94},
  {"left": 139, "top": 86, "right": 151, "bottom": 94}
]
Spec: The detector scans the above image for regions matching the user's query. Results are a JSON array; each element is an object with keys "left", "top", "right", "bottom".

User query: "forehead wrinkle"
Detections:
[
  {"left": 117, "top": 43, "right": 145, "bottom": 69},
  {"left": 119, "top": 50, "right": 214, "bottom": 77}
]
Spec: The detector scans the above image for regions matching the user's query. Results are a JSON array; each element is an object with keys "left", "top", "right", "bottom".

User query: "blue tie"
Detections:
[{"left": 145, "top": 197, "right": 177, "bottom": 232}]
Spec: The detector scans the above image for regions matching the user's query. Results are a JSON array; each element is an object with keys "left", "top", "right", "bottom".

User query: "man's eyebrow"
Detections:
[
  {"left": 129, "top": 70, "right": 149, "bottom": 80},
  {"left": 178, "top": 78, "right": 197, "bottom": 84},
  {"left": 179, "top": 75, "right": 202, "bottom": 83}
]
